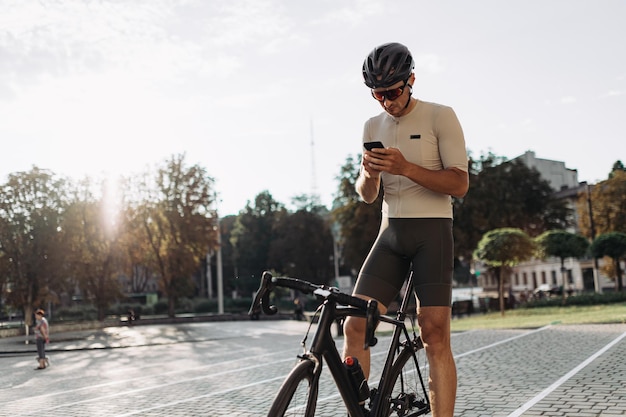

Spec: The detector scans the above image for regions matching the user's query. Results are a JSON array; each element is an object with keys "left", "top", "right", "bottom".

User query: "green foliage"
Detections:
[
  {"left": 473, "top": 228, "right": 535, "bottom": 267},
  {"left": 230, "top": 191, "right": 287, "bottom": 295},
  {"left": 609, "top": 160, "right": 625, "bottom": 178},
  {"left": 590, "top": 231, "right": 626, "bottom": 292},
  {"left": 590, "top": 232, "right": 626, "bottom": 259},
  {"left": 174, "top": 297, "right": 194, "bottom": 313},
  {"left": 268, "top": 209, "right": 334, "bottom": 285},
  {"left": 523, "top": 290, "right": 626, "bottom": 308},
  {"left": 153, "top": 300, "right": 169, "bottom": 315},
  {"left": 193, "top": 299, "right": 213, "bottom": 313},
  {"left": 53, "top": 305, "right": 98, "bottom": 322},
  {"left": 535, "top": 230, "right": 589, "bottom": 260}
]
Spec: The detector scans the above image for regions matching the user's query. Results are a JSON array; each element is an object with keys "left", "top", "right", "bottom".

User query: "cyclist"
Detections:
[{"left": 343, "top": 42, "right": 469, "bottom": 417}]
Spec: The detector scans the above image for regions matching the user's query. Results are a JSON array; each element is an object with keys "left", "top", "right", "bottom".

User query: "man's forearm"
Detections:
[
  {"left": 402, "top": 165, "right": 469, "bottom": 198},
  {"left": 356, "top": 173, "right": 380, "bottom": 203}
]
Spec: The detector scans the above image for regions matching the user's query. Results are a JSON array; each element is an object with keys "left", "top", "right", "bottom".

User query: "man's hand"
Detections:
[
  {"left": 361, "top": 150, "right": 383, "bottom": 179},
  {"left": 364, "top": 147, "right": 408, "bottom": 176}
]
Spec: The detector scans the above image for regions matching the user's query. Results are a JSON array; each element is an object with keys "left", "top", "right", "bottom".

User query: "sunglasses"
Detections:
[{"left": 371, "top": 80, "right": 409, "bottom": 102}]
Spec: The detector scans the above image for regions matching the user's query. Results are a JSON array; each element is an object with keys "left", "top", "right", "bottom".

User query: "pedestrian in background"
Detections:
[
  {"left": 293, "top": 297, "right": 304, "bottom": 321},
  {"left": 34, "top": 308, "right": 50, "bottom": 370}
]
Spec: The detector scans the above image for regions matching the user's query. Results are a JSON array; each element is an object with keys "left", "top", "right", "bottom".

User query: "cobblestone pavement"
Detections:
[{"left": 0, "top": 320, "right": 625, "bottom": 416}]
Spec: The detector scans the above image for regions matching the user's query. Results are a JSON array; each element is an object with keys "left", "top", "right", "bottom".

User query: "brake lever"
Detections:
[
  {"left": 261, "top": 288, "right": 278, "bottom": 315},
  {"left": 363, "top": 299, "right": 379, "bottom": 350},
  {"left": 248, "top": 271, "right": 278, "bottom": 316}
]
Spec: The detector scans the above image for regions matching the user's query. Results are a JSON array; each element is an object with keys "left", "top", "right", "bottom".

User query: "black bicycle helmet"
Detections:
[{"left": 362, "top": 42, "right": 415, "bottom": 88}]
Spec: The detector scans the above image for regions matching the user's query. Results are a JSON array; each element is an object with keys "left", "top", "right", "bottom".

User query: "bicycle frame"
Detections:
[
  {"left": 250, "top": 271, "right": 430, "bottom": 417},
  {"left": 306, "top": 301, "right": 368, "bottom": 417}
]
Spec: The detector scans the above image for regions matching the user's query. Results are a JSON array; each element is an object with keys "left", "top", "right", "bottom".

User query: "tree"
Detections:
[
  {"left": 473, "top": 228, "right": 535, "bottom": 315},
  {"left": 590, "top": 232, "right": 626, "bottom": 292},
  {"left": 61, "top": 178, "right": 125, "bottom": 320},
  {"left": 331, "top": 155, "right": 382, "bottom": 275},
  {"left": 130, "top": 154, "right": 217, "bottom": 317},
  {"left": 535, "top": 230, "right": 589, "bottom": 299},
  {"left": 0, "top": 167, "right": 68, "bottom": 327},
  {"left": 454, "top": 156, "right": 571, "bottom": 260},
  {"left": 230, "top": 191, "right": 286, "bottom": 296},
  {"left": 577, "top": 170, "right": 626, "bottom": 238},
  {"left": 609, "top": 160, "right": 625, "bottom": 178},
  {"left": 268, "top": 208, "right": 334, "bottom": 285}
]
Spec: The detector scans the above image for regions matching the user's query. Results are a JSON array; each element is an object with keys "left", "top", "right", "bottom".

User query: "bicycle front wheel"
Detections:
[
  {"left": 377, "top": 340, "right": 430, "bottom": 417},
  {"left": 267, "top": 359, "right": 318, "bottom": 417}
]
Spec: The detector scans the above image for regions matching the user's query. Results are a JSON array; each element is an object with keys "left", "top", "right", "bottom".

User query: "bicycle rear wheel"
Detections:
[
  {"left": 377, "top": 340, "right": 430, "bottom": 417},
  {"left": 267, "top": 359, "right": 318, "bottom": 417}
]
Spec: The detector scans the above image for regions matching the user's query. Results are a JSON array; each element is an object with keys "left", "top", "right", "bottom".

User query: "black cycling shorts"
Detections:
[{"left": 353, "top": 218, "right": 453, "bottom": 308}]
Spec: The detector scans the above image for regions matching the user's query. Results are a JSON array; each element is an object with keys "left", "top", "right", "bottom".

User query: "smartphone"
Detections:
[{"left": 363, "top": 141, "right": 384, "bottom": 150}]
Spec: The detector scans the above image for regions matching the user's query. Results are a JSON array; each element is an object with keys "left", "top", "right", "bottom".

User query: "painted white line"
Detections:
[
  {"left": 455, "top": 325, "right": 552, "bottom": 359},
  {"left": 113, "top": 375, "right": 287, "bottom": 417},
  {"left": 507, "top": 330, "right": 626, "bottom": 417}
]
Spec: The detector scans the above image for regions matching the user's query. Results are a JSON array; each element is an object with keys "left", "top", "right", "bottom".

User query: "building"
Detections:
[{"left": 514, "top": 151, "right": 579, "bottom": 192}]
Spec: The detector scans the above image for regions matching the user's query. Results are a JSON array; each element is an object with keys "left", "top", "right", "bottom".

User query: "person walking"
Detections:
[
  {"left": 34, "top": 309, "right": 50, "bottom": 370},
  {"left": 342, "top": 42, "right": 469, "bottom": 417}
]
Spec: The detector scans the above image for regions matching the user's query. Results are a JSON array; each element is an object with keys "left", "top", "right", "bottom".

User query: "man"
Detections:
[{"left": 342, "top": 42, "right": 469, "bottom": 417}]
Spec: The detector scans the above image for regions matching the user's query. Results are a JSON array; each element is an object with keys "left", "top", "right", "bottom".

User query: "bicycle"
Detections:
[{"left": 249, "top": 271, "right": 431, "bottom": 417}]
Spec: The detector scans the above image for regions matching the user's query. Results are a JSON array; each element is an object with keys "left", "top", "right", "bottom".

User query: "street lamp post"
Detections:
[
  {"left": 215, "top": 214, "right": 224, "bottom": 314},
  {"left": 206, "top": 252, "right": 213, "bottom": 299},
  {"left": 586, "top": 183, "right": 602, "bottom": 294}
]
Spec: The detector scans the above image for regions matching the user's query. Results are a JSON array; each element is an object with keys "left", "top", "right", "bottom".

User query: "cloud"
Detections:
[
  {"left": 0, "top": 1, "right": 176, "bottom": 84},
  {"left": 312, "top": 0, "right": 383, "bottom": 26},
  {"left": 601, "top": 90, "right": 624, "bottom": 98},
  {"left": 560, "top": 96, "right": 577, "bottom": 104},
  {"left": 414, "top": 54, "right": 444, "bottom": 74},
  {"left": 0, "top": 0, "right": 299, "bottom": 101}
]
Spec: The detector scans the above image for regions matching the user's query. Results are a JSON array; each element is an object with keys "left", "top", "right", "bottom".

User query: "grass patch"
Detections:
[{"left": 450, "top": 303, "right": 626, "bottom": 332}]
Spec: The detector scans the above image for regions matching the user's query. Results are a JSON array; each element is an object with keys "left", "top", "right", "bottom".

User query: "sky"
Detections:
[{"left": 1, "top": 0, "right": 624, "bottom": 216}]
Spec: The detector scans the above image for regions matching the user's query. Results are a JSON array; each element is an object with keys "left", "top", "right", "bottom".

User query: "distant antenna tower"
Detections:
[{"left": 310, "top": 119, "right": 321, "bottom": 205}]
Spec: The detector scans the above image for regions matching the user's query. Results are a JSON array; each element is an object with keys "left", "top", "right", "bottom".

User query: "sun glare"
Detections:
[{"left": 101, "top": 177, "right": 122, "bottom": 236}]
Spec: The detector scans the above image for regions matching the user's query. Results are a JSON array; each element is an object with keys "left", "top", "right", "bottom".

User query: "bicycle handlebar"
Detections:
[{"left": 248, "top": 271, "right": 379, "bottom": 349}]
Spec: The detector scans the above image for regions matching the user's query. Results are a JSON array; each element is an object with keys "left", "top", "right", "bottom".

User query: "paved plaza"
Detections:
[{"left": 0, "top": 319, "right": 625, "bottom": 416}]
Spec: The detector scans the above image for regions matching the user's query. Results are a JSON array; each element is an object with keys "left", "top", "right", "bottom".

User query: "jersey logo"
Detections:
[{"left": 410, "top": 134, "right": 421, "bottom": 139}]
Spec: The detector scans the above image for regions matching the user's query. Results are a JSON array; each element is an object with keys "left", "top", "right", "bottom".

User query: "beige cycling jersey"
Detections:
[{"left": 362, "top": 99, "right": 468, "bottom": 218}]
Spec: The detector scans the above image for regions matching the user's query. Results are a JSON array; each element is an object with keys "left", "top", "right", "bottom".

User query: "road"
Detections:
[{"left": 0, "top": 320, "right": 625, "bottom": 416}]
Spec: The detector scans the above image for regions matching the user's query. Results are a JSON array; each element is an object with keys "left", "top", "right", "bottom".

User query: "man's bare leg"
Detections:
[
  {"left": 418, "top": 306, "right": 457, "bottom": 417},
  {"left": 342, "top": 316, "right": 371, "bottom": 376},
  {"left": 342, "top": 296, "right": 387, "bottom": 378}
]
